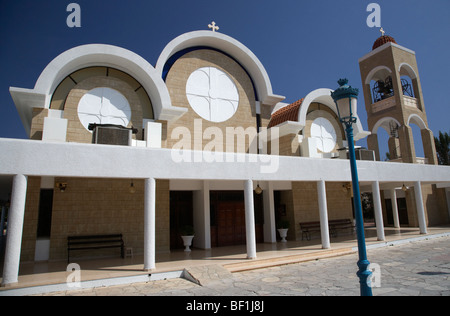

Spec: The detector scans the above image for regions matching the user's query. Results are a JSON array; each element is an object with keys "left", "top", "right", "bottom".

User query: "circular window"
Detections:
[
  {"left": 78, "top": 87, "right": 132, "bottom": 131},
  {"left": 186, "top": 67, "right": 239, "bottom": 122},
  {"left": 311, "top": 117, "right": 337, "bottom": 153}
]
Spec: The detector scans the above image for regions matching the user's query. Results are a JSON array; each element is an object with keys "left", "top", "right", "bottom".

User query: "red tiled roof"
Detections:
[
  {"left": 268, "top": 98, "right": 304, "bottom": 128},
  {"left": 372, "top": 35, "right": 397, "bottom": 50}
]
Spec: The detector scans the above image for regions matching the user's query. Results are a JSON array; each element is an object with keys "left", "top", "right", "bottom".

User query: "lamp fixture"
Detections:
[
  {"left": 56, "top": 182, "right": 67, "bottom": 193},
  {"left": 342, "top": 183, "right": 352, "bottom": 198},
  {"left": 129, "top": 180, "right": 136, "bottom": 194},
  {"left": 255, "top": 184, "right": 263, "bottom": 195}
]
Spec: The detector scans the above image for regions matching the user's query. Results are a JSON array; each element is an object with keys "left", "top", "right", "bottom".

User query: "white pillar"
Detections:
[
  {"left": 144, "top": 178, "right": 156, "bottom": 271},
  {"left": 263, "top": 182, "right": 276, "bottom": 243},
  {"left": 372, "top": 181, "right": 385, "bottom": 241},
  {"left": 414, "top": 181, "right": 427, "bottom": 234},
  {"left": 2, "top": 174, "right": 27, "bottom": 287},
  {"left": 390, "top": 189, "right": 400, "bottom": 228},
  {"left": 445, "top": 188, "right": 450, "bottom": 222},
  {"left": 0, "top": 206, "right": 6, "bottom": 237},
  {"left": 317, "top": 180, "right": 331, "bottom": 249},
  {"left": 193, "top": 181, "right": 211, "bottom": 249},
  {"left": 244, "top": 180, "right": 257, "bottom": 259}
]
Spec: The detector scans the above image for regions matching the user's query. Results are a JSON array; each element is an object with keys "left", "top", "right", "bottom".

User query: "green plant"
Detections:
[
  {"left": 180, "top": 225, "right": 195, "bottom": 236},
  {"left": 277, "top": 220, "right": 290, "bottom": 229}
]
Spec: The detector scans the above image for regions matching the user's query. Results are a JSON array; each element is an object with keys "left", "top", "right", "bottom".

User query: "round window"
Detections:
[
  {"left": 186, "top": 67, "right": 239, "bottom": 122},
  {"left": 77, "top": 87, "right": 132, "bottom": 131},
  {"left": 310, "top": 117, "right": 337, "bottom": 153}
]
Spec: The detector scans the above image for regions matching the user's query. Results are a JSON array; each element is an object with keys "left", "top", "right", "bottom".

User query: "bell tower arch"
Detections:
[{"left": 359, "top": 32, "right": 437, "bottom": 165}]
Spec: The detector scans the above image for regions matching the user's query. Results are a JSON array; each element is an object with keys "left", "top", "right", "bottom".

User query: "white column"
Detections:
[
  {"left": 263, "top": 182, "right": 276, "bottom": 243},
  {"left": 317, "top": 180, "right": 331, "bottom": 249},
  {"left": 372, "top": 181, "right": 385, "bottom": 241},
  {"left": 390, "top": 189, "right": 400, "bottom": 228},
  {"left": 144, "top": 178, "right": 156, "bottom": 271},
  {"left": 193, "top": 181, "right": 211, "bottom": 249},
  {"left": 2, "top": 174, "right": 28, "bottom": 287},
  {"left": 0, "top": 206, "right": 6, "bottom": 238},
  {"left": 244, "top": 180, "right": 257, "bottom": 259},
  {"left": 414, "top": 181, "right": 427, "bottom": 234},
  {"left": 446, "top": 188, "right": 450, "bottom": 222}
]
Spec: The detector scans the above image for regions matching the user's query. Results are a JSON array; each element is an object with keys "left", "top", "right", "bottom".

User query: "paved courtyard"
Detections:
[{"left": 41, "top": 236, "right": 450, "bottom": 296}]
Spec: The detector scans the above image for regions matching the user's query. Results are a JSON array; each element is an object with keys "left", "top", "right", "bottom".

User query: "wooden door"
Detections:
[{"left": 217, "top": 201, "right": 246, "bottom": 247}]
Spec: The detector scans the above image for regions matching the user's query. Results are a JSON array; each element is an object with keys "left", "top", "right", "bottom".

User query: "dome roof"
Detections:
[
  {"left": 268, "top": 98, "right": 304, "bottom": 128},
  {"left": 372, "top": 35, "right": 397, "bottom": 50}
]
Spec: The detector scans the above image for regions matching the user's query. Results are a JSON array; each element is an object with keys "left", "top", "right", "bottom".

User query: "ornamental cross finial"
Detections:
[
  {"left": 208, "top": 21, "right": 219, "bottom": 32},
  {"left": 380, "top": 27, "right": 385, "bottom": 36}
]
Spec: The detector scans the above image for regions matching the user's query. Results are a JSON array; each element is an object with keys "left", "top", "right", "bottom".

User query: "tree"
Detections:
[{"left": 434, "top": 131, "right": 450, "bottom": 165}]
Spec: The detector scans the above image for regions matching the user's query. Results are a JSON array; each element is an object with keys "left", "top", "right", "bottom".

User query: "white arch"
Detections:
[
  {"left": 10, "top": 44, "right": 187, "bottom": 136},
  {"left": 299, "top": 89, "right": 369, "bottom": 141},
  {"left": 155, "top": 31, "right": 285, "bottom": 106},
  {"left": 364, "top": 65, "right": 393, "bottom": 85},
  {"left": 298, "top": 88, "right": 338, "bottom": 125},
  {"left": 371, "top": 116, "right": 402, "bottom": 134},
  {"left": 407, "top": 114, "right": 427, "bottom": 130},
  {"left": 398, "top": 63, "right": 418, "bottom": 79}
]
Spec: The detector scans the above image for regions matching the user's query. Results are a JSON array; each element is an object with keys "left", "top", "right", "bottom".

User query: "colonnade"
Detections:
[{"left": 1, "top": 175, "right": 430, "bottom": 286}]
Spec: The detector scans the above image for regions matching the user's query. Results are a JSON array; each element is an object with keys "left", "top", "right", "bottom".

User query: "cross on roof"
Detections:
[
  {"left": 208, "top": 21, "right": 219, "bottom": 32},
  {"left": 380, "top": 27, "right": 386, "bottom": 36}
]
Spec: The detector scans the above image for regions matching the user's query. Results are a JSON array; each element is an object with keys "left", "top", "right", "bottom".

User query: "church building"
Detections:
[{"left": 1, "top": 27, "right": 449, "bottom": 286}]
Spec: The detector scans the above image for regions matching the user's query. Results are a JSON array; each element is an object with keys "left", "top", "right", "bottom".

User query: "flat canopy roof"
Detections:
[{"left": 0, "top": 138, "right": 449, "bottom": 190}]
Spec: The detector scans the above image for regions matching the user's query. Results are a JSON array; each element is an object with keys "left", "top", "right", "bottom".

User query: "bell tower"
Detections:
[{"left": 359, "top": 31, "right": 437, "bottom": 165}]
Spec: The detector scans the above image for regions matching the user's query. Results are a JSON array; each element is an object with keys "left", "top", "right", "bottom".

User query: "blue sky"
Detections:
[{"left": 1, "top": 0, "right": 449, "bottom": 157}]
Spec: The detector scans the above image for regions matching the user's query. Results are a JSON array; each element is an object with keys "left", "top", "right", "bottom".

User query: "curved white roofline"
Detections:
[
  {"left": 10, "top": 44, "right": 187, "bottom": 135},
  {"left": 398, "top": 63, "right": 418, "bottom": 79},
  {"left": 372, "top": 116, "right": 402, "bottom": 134},
  {"left": 299, "top": 88, "right": 370, "bottom": 141},
  {"left": 407, "top": 113, "right": 427, "bottom": 130},
  {"left": 364, "top": 65, "right": 393, "bottom": 85},
  {"left": 155, "top": 31, "right": 285, "bottom": 106}
]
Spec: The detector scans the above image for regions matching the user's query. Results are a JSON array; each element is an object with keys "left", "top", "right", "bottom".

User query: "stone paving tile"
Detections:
[{"left": 41, "top": 236, "right": 450, "bottom": 296}]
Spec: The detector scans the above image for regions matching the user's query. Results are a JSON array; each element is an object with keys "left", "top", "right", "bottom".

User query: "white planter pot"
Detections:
[
  {"left": 181, "top": 235, "right": 194, "bottom": 252},
  {"left": 278, "top": 229, "right": 289, "bottom": 243}
]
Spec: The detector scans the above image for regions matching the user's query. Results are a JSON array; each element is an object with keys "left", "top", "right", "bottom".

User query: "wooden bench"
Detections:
[
  {"left": 300, "top": 219, "right": 355, "bottom": 241},
  {"left": 329, "top": 219, "right": 355, "bottom": 237},
  {"left": 67, "top": 234, "right": 125, "bottom": 263},
  {"left": 300, "top": 222, "right": 321, "bottom": 241}
]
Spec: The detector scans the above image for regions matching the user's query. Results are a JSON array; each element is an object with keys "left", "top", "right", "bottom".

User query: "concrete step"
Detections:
[
  {"left": 224, "top": 248, "right": 356, "bottom": 273},
  {"left": 183, "top": 264, "right": 235, "bottom": 286}
]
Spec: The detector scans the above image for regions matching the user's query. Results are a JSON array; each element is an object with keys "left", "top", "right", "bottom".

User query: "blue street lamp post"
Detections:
[{"left": 331, "top": 79, "right": 373, "bottom": 297}]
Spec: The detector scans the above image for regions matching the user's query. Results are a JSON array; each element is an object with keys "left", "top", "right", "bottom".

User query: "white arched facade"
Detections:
[
  {"left": 155, "top": 30, "right": 285, "bottom": 106},
  {"left": 299, "top": 89, "right": 369, "bottom": 141},
  {"left": 11, "top": 32, "right": 287, "bottom": 137},
  {"left": 10, "top": 44, "right": 187, "bottom": 136}
]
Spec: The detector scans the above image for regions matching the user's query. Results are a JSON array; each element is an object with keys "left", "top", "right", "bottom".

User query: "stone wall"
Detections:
[{"left": 21, "top": 178, "right": 170, "bottom": 262}]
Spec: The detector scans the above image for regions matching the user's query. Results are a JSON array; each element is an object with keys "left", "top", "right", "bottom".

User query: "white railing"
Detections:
[
  {"left": 403, "top": 96, "right": 419, "bottom": 109},
  {"left": 372, "top": 96, "right": 395, "bottom": 113},
  {"left": 389, "top": 157, "right": 429, "bottom": 164}
]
